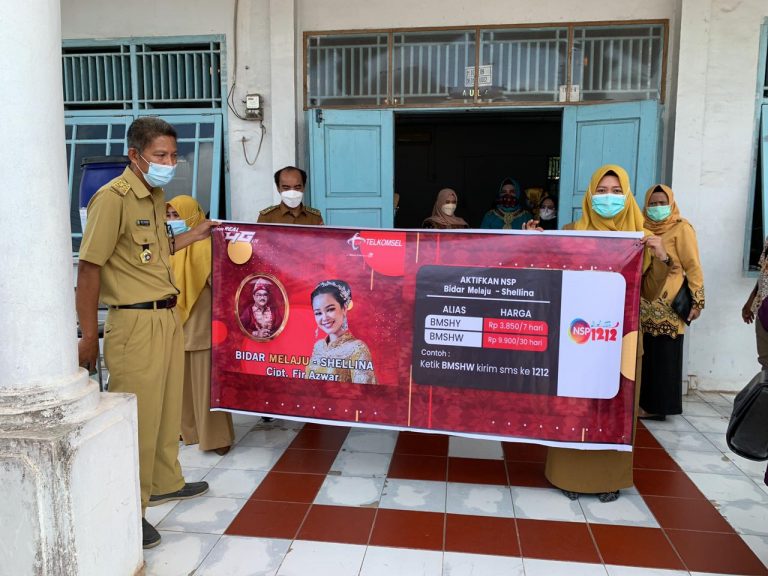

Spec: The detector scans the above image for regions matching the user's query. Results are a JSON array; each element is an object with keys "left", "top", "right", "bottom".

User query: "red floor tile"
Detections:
[
  {"left": 289, "top": 426, "right": 349, "bottom": 450},
  {"left": 666, "top": 529, "right": 768, "bottom": 575},
  {"left": 632, "top": 469, "right": 707, "bottom": 499},
  {"left": 297, "top": 505, "right": 375, "bottom": 545},
  {"left": 445, "top": 513, "right": 518, "bottom": 556},
  {"left": 394, "top": 431, "right": 449, "bottom": 456},
  {"left": 634, "top": 427, "right": 662, "bottom": 448},
  {"left": 643, "top": 495, "right": 735, "bottom": 532},
  {"left": 506, "top": 460, "right": 550, "bottom": 488},
  {"left": 632, "top": 447, "right": 682, "bottom": 471},
  {"left": 502, "top": 442, "right": 547, "bottom": 463},
  {"left": 250, "top": 471, "right": 325, "bottom": 503},
  {"left": 591, "top": 524, "right": 685, "bottom": 570},
  {"left": 370, "top": 509, "right": 444, "bottom": 551},
  {"left": 516, "top": 519, "right": 600, "bottom": 563},
  {"left": 272, "top": 448, "right": 338, "bottom": 474},
  {"left": 226, "top": 499, "right": 308, "bottom": 539},
  {"left": 387, "top": 453, "right": 447, "bottom": 481},
  {"left": 447, "top": 457, "right": 508, "bottom": 485}
]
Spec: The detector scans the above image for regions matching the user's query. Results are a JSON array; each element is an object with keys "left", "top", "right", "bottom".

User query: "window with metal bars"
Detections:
[
  {"left": 304, "top": 21, "right": 666, "bottom": 108},
  {"left": 63, "top": 36, "right": 227, "bottom": 256}
]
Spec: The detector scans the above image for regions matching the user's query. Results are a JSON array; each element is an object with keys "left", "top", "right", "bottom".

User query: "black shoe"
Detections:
[
  {"left": 639, "top": 414, "right": 666, "bottom": 421},
  {"left": 261, "top": 417, "right": 274, "bottom": 423},
  {"left": 142, "top": 518, "right": 161, "bottom": 549},
  {"left": 598, "top": 490, "right": 620, "bottom": 503},
  {"left": 561, "top": 489, "right": 580, "bottom": 500},
  {"left": 148, "top": 481, "right": 209, "bottom": 507}
]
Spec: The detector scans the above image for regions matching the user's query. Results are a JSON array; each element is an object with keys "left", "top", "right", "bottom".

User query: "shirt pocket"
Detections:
[{"left": 131, "top": 230, "right": 159, "bottom": 264}]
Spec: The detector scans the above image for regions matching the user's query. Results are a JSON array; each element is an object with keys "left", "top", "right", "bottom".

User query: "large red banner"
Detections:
[{"left": 211, "top": 224, "right": 644, "bottom": 451}]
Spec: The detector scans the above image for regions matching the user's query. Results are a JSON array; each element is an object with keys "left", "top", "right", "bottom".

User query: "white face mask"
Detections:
[
  {"left": 280, "top": 189, "right": 303, "bottom": 209},
  {"left": 441, "top": 202, "right": 457, "bottom": 216},
  {"left": 539, "top": 208, "right": 556, "bottom": 221}
]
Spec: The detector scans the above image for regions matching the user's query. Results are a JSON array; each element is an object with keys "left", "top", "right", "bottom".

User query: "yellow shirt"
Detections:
[{"left": 79, "top": 167, "right": 178, "bottom": 306}]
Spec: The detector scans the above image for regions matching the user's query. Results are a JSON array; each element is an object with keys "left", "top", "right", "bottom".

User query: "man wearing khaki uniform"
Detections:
[{"left": 77, "top": 117, "right": 214, "bottom": 549}]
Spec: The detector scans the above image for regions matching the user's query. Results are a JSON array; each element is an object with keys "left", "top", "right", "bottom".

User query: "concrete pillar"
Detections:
[
  {"left": 0, "top": 0, "right": 143, "bottom": 574},
  {"left": 270, "top": 0, "right": 298, "bottom": 202}
]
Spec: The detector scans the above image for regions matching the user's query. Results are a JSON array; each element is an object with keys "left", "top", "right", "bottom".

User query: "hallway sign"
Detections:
[{"left": 210, "top": 224, "right": 644, "bottom": 451}]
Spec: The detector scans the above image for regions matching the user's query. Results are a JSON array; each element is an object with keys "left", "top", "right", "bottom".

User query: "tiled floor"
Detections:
[{"left": 143, "top": 391, "right": 768, "bottom": 576}]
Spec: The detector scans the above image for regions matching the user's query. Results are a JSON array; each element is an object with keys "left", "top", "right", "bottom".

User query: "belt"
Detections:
[{"left": 110, "top": 296, "right": 177, "bottom": 310}]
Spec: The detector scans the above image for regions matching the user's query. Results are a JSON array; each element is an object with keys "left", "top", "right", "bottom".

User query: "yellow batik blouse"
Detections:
[{"left": 640, "top": 220, "right": 705, "bottom": 337}]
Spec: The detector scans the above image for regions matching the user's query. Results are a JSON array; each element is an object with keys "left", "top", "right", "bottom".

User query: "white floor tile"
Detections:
[
  {"left": 683, "top": 415, "right": 730, "bottom": 434},
  {"left": 195, "top": 536, "right": 290, "bottom": 576},
  {"left": 238, "top": 428, "right": 299, "bottom": 450},
  {"left": 666, "top": 449, "right": 744, "bottom": 475},
  {"left": 688, "top": 472, "right": 768, "bottom": 505},
  {"left": 693, "top": 391, "right": 732, "bottom": 406},
  {"left": 157, "top": 496, "right": 246, "bottom": 534},
  {"left": 703, "top": 432, "right": 730, "bottom": 452},
  {"left": 446, "top": 482, "right": 513, "bottom": 518},
  {"left": 649, "top": 429, "right": 720, "bottom": 452},
  {"left": 742, "top": 533, "right": 768, "bottom": 569},
  {"left": 144, "top": 500, "right": 178, "bottom": 527},
  {"left": 341, "top": 428, "right": 399, "bottom": 454},
  {"left": 234, "top": 424, "right": 255, "bottom": 444},
  {"left": 442, "top": 551, "right": 524, "bottom": 575},
  {"left": 726, "top": 453, "right": 768, "bottom": 479},
  {"left": 143, "top": 532, "right": 220, "bottom": 576},
  {"left": 314, "top": 475, "right": 385, "bottom": 507},
  {"left": 641, "top": 415, "right": 696, "bottom": 433},
  {"left": 523, "top": 558, "right": 608, "bottom": 576},
  {"left": 716, "top": 500, "right": 768, "bottom": 536},
  {"left": 203, "top": 468, "right": 268, "bottom": 498},
  {"left": 215, "top": 446, "right": 284, "bottom": 471},
  {"left": 232, "top": 412, "right": 262, "bottom": 426},
  {"left": 606, "top": 566, "right": 688, "bottom": 575},
  {"left": 510, "top": 486, "right": 585, "bottom": 522},
  {"left": 177, "top": 443, "right": 225, "bottom": 468},
  {"left": 330, "top": 450, "right": 392, "bottom": 477},
  {"left": 448, "top": 436, "right": 504, "bottom": 460},
  {"left": 277, "top": 540, "right": 366, "bottom": 576},
  {"left": 380, "top": 478, "right": 447, "bottom": 513},
  {"left": 681, "top": 401, "right": 721, "bottom": 417},
  {"left": 359, "top": 546, "right": 443, "bottom": 576},
  {"left": 579, "top": 494, "right": 658, "bottom": 528},
  {"left": 181, "top": 466, "right": 211, "bottom": 482}
]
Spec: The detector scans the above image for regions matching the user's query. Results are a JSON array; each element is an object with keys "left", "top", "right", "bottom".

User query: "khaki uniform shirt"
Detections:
[
  {"left": 257, "top": 203, "right": 324, "bottom": 225},
  {"left": 79, "top": 167, "right": 178, "bottom": 306}
]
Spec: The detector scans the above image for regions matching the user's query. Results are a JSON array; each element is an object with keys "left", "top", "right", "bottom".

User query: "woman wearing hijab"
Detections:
[
  {"left": 480, "top": 177, "right": 533, "bottom": 230},
  {"left": 422, "top": 188, "right": 469, "bottom": 229},
  {"left": 639, "top": 185, "right": 705, "bottom": 421},
  {"left": 168, "top": 195, "right": 234, "bottom": 455},
  {"left": 541, "top": 165, "right": 671, "bottom": 502}
]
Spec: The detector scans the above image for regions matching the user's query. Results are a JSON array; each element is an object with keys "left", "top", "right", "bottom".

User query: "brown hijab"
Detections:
[
  {"left": 423, "top": 188, "right": 469, "bottom": 229},
  {"left": 642, "top": 184, "right": 684, "bottom": 235}
]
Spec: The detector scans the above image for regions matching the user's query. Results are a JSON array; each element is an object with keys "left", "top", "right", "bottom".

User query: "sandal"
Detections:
[
  {"left": 561, "top": 489, "right": 580, "bottom": 500},
  {"left": 598, "top": 491, "right": 620, "bottom": 503}
]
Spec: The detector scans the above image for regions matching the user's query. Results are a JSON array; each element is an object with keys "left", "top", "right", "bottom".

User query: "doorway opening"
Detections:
[{"left": 394, "top": 110, "right": 563, "bottom": 229}]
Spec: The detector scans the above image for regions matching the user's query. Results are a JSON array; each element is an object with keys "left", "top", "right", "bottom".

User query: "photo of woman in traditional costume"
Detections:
[
  {"left": 237, "top": 275, "right": 287, "bottom": 340},
  {"left": 306, "top": 279, "right": 377, "bottom": 384}
]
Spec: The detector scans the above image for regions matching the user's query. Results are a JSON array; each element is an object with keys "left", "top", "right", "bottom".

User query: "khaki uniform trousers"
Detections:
[{"left": 104, "top": 306, "right": 185, "bottom": 512}]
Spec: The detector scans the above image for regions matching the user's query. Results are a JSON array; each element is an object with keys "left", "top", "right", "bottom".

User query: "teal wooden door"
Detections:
[
  {"left": 308, "top": 109, "right": 394, "bottom": 228},
  {"left": 559, "top": 101, "right": 661, "bottom": 226}
]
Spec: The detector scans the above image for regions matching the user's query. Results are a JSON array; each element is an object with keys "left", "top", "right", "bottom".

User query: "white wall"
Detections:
[{"left": 672, "top": 0, "right": 768, "bottom": 390}]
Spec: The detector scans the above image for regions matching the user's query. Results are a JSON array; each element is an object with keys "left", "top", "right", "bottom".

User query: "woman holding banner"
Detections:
[
  {"left": 639, "top": 185, "right": 705, "bottom": 420},
  {"left": 168, "top": 196, "right": 234, "bottom": 455},
  {"left": 307, "top": 279, "right": 377, "bottom": 384},
  {"left": 531, "top": 165, "right": 671, "bottom": 502}
]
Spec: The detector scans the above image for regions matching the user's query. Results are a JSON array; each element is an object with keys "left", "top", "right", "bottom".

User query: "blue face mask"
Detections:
[
  {"left": 139, "top": 154, "right": 176, "bottom": 188},
  {"left": 591, "top": 194, "right": 626, "bottom": 218},
  {"left": 166, "top": 219, "right": 190, "bottom": 236},
  {"left": 647, "top": 205, "right": 672, "bottom": 222}
]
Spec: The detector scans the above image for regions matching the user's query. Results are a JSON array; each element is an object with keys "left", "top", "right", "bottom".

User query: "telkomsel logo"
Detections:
[{"left": 569, "top": 318, "right": 591, "bottom": 344}]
